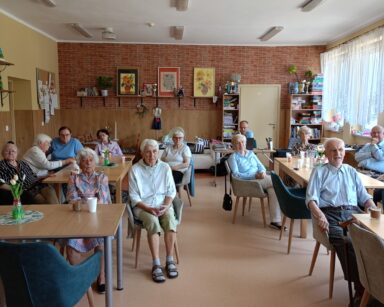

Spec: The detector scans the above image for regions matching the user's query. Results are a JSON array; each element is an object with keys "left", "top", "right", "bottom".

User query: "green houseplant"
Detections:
[
  {"left": 97, "top": 76, "right": 113, "bottom": 96},
  {"left": 288, "top": 65, "right": 299, "bottom": 82}
]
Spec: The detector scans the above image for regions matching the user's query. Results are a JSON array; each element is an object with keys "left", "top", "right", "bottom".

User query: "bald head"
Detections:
[
  {"left": 324, "top": 138, "right": 345, "bottom": 168},
  {"left": 371, "top": 125, "right": 384, "bottom": 142}
]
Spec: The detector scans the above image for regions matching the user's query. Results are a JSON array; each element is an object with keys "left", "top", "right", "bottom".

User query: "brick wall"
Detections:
[{"left": 58, "top": 43, "right": 325, "bottom": 110}]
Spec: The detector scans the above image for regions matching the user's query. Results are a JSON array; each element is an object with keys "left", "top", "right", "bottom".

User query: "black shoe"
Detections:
[
  {"left": 269, "top": 222, "right": 287, "bottom": 231},
  {"left": 97, "top": 282, "right": 106, "bottom": 294}
]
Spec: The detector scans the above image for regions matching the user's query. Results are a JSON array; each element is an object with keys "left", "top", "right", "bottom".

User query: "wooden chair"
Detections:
[
  {"left": 127, "top": 197, "right": 183, "bottom": 268},
  {"left": 308, "top": 212, "right": 336, "bottom": 299},
  {"left": 224, "top": 160, "right": 268, "bottom": 226},
  {"left": 349, "top": 223, "right": 384, "bottom": 307},
  {"left": 270, "top": 171, "right": 311, "bottom": 254}
]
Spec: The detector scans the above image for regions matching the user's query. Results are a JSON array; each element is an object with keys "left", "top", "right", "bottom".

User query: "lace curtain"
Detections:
[{"left": 320, "top": 27, "right": 384, "bottom": 127}]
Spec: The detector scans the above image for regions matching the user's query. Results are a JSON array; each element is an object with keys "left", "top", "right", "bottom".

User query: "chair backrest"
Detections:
[
  {"left": 310, "top": 212, "right": 334, "bottom": 250},
  {"left": 0, "top": 241, "right": 100, "bottom": 307},
  {"left": 224, "top": 160, "right": 266, "bottom": 197},
  {"left": 349, "top": 223, "right": 384, "bottom": 303},
  {"left": 270, "top": 171, "right": 311, "bottom": 219},
  {"left": 178, "top": 163, "right": 192, "bottom": 187}
]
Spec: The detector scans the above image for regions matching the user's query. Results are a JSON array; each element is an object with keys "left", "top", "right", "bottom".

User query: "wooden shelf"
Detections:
[{"left": 77, "top": 95, "right": 185, "bottom": 107}]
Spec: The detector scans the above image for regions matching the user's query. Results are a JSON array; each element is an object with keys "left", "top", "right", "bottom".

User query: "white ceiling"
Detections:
[{"left": 1, "top": 0, "right": 384, "bottom": 46}]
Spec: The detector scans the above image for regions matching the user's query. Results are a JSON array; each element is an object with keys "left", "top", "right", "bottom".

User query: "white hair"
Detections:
[
  {"left": 171, "top": 127, "right": 185, "bottom": 138},
  {"left": 324, "top": 137, "right": 344, "bottom": 150},
  {"left": 140, "top": 139, "right": 159, "bottom": 152},
  {"left": 34, "top": 133, "right": 52, "bottom": 146},
  {"left": 76, "top": 147, "right": 99, "bottom": 164},
  {"left": 232, "top": 133, "right": 246, "bottom": 146}
]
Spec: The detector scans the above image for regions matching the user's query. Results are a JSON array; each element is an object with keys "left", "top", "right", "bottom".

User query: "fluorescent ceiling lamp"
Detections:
[
  {"left": 71, "top": 23, "right": 93, "bottom": 38},
  {"left": 102, "top": 27, "right": 117, "bottom": 40},
  {"left": 176, "top": 0, "right": 189, "bottom": 11},
  {"left": 301, "top": 0, "right": 325, "bottom": 12},
  {"left": 42, "top": 0, "right": 56, "bottom": 7},
  {"left": 171, "top": 26, "right": 184, "bottom": 40},
  {"left": 259, "top": 26, "right": 284, "bottom": 41}
]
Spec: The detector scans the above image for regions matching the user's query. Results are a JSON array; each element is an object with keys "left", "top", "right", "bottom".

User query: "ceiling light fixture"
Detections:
[
  {"left": 71, "top": 23, "right": 93, "bottom": 38},
  {"left": 175, "top": 0, "right": 189, "bottom": 11},
  {"left": 102, "top": 27, "right": 117, "bottom": 40},
  {"left": 170, "top": 26, "right": 184, "bottom": 40},
  {"left": 301, "top": 0, "right": 325, "bottom": 12},
  {"left": 41, "top": 0, "right": 56, "bottom": 7},
  {"left": 259, "top": 26, "right": 284, "bottom": 41}
]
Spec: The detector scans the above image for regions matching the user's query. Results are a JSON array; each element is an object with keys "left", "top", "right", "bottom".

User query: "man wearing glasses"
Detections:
[{"left": 50, "top": 126, "right": 83, "bottom": 161}]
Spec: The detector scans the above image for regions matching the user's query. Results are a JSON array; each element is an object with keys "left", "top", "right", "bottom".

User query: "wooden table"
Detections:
[
  {"left": 43, "top": 156, "right": 132, "bottom": 203},
  {"left": 352, "top": 213, "right": 384, "bottom": 239},
  {"left": 274, "top": 157, "right": 384, "bottom": 238},
  {"left": 0, "top": 204, "right": 126, "bottom": 307}
]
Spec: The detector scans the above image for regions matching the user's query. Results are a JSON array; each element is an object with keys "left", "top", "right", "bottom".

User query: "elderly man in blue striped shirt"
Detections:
[{"left": 306, "top": 137, "right": 377, "bottom": 303}]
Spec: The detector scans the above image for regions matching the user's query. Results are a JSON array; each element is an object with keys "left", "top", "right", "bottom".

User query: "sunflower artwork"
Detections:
[{"left": 193, "top": 68, "right": 215, "bottom": 97}]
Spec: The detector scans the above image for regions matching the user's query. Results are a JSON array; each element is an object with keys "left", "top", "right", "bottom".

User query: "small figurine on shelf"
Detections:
[{"left": 152, "top": 83, "right": 158, "bottom": 97}]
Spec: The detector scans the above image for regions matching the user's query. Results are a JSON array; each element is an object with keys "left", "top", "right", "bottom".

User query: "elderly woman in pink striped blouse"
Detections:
[{"left": 65, "top": 147, "right": 111, "bottom": 294}]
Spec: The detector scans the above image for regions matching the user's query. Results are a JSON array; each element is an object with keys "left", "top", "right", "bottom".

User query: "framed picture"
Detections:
[
  {"left": 193, "top": 67, "right": 215, "bottom": 97},
  {"left": 143, "top": 83, "right": 153, "bottom": 96},
  {"left": 117, "top": 68, "right": 139, "bottom": 96},
  {"left": 158, "top": 67, "right": 180, "bottom": 97},
  {"left": 36, "top": 68, "right": 58, "bottom": 123}
]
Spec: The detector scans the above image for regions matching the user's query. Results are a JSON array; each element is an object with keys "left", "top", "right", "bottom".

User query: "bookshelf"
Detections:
[{"left": 222, "top": 93, "right": 239, "bottom": 142}]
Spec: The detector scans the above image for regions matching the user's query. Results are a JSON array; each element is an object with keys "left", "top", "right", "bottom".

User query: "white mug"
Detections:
[{"left": 87, "top": 197, "right": 97, "bottom": 213}]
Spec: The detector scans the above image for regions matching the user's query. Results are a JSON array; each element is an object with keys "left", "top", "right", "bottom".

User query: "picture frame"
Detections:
[
  {"left": 117, "top": 68, "right": 139, "bottom": 96},
  {"left": 143, "top": 83, "right": 153, "bottom": 96},
  {"left": 36, "top": 68, "right": 58, "bottom": 123},
  {"left": 158, "top": 67, "right": 180, "bottom": 97},
  {"left": 193, "top": 67, "right": 215, "bottom": 97}
]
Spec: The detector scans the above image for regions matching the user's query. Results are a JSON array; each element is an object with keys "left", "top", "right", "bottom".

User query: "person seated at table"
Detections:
[
  {"left": 129, "top": 139, "right": 178, "bottom": 283},
  {"left": 239, "top": 120, "right": 254, "bottom": 138},
  {"left": 227, "top": 134, "right": 283, "bottom": 230},
  {"left": 291, "top": 126, "right": 316, "bottom": 156},
  {"left": 355, "top": 125, "right": 384, "bottom": 173},
  {"left": 23, "top": 133, "right": 75, "bottom": 177},
  {"left": 65, "top": 147, "right": 111, "bottom": 293},
  {"left": 95, "top": 128, "right": 123, "bottom": 157},
  {"left": 50, "top": 126, "right": 83, "bottom": 161},
  {"left": 0, "top": 142, "right": 58, "bottom": 205},
  {"left": 306, "top": 137, "right": 377, "bottom": 304},
  {"left": 161, "top": 127, "right": 191, "bottom": 184}
]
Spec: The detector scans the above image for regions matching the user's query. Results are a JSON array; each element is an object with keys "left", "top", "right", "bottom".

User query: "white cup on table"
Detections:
[
  {"left": 286, "top": 152, "right": 292, "bottom": 162},
  {"left": 87, "top": 197, "right": 97, "bottom": 213}
]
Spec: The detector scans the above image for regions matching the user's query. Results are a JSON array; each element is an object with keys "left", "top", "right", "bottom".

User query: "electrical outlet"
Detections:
[{"left": 5, "top": 125, "right": 9, "bottom": 132}]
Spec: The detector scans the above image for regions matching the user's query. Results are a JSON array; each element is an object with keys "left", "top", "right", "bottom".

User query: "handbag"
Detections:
[{"left": 222, "top": 171, "right": 232, "bottom": 211}]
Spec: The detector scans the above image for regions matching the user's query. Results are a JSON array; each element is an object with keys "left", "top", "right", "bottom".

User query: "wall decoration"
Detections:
[
  {"left": 117, "top": 68, "right": 139, "bottom": 96},
  {"left": 143, "top": 83, "right": 153, "bottom": 96},
  {"left": 158, "top": 67, "right": 180, "bottom": 97},
  {"left": 36, "top": 68, "right": 58, "bottom": 123},
  {"left": 193, "top": 67, "right": 215, "bottom": 97}
]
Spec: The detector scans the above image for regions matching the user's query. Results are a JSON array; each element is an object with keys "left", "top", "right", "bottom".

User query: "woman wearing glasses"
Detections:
[{"left": 291, "top": 126, "right": 316, "bottom": 156}]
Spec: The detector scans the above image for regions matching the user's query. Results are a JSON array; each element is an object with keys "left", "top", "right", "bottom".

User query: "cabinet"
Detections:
[
  {"left": 289, "top": 94, "right": 323, "bottom": 143},
  {"left": 222, "top": 93, "right": 239, "bottom": 142}
]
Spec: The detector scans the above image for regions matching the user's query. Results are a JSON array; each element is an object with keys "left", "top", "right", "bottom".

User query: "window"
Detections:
[{"left": 320, "top": 27, "right": 384, "bottom": 132}]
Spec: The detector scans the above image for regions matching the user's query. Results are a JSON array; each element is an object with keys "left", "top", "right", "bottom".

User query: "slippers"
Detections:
[
  {"left": 152, "top": 265, "right": 166, "bottom": 283},
  {"left": 165, "top": 261, "right": 179, "bottom": 279},
  {"left": 269, "top": 222, "right": 287, "bottom": 231}
]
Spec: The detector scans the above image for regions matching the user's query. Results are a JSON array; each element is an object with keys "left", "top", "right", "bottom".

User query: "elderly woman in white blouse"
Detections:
[{"left": 161, "top": 127, "right": 191, "bottom": 184}]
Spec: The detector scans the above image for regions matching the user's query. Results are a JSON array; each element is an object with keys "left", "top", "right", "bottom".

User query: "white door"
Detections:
[{"left": 239, "top": 84, "right": 280, "bottom": 149}]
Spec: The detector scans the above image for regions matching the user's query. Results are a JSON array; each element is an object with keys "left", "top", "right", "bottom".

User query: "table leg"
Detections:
[
  {"left": 115, "top": 180, "right": 122, "bottom": 204},
  {"left": 104, "top": 236, "right": 113, "bottom": 307},
  {"left": 54, "top": 183, "right": 61, "bottom": 203},
  {"left": 116, "top": 219, "right": 123, "bottom": 290}
]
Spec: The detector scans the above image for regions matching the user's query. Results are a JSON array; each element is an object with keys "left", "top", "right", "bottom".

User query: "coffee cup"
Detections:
[
  {"left": 286, "top": 152, "right": 292, "bottom": 162},
  {"left": 72, "top": 200, "right": 82, "bottom": 212},
  {"left": 87, "top": 197, "right": 97, "bottom": 213},
  {"left": 369, "top": 207, "right": 381, "bottom": 219},
  {"left": 300, "top": 151, "right": 306, "bottom": 160}
]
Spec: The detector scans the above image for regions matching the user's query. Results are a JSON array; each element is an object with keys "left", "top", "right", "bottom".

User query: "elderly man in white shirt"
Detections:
[{"left": 129, "top": 139, "right": 178, "bottom": 283}]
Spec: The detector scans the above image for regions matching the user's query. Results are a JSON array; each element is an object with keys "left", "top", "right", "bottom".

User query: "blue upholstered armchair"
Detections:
[{"left": 0, "top": 241, "right": 101, "bottom": 307}]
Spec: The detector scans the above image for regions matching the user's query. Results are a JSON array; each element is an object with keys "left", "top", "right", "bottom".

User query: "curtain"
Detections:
[{"left": 320, "top": 27, "right": 384, "bottom": 127}]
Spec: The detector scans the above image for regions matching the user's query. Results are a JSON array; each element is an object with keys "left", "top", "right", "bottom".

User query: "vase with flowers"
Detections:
[
  {"left": 103, "top": 149, "right": 110, "bottom": 166},
  {"left": 316, "top": 144, "right": 326, "bottom": 164},
  {"left": 1, "top": 174, "right": 26, "bottom": 220}
]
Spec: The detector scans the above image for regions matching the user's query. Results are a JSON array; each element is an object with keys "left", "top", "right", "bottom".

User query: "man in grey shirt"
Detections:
[{"left": 306, "top": 137, "right": 376, "bottom": 301}]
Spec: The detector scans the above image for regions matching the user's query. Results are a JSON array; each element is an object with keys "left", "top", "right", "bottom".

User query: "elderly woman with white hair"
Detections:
[
  {"left": 129, "top": 139, "right": 178, "bottom": 283},
  {"left": 228, "top": 134, "right": 283, "bottom": 230},
  {"left": 161, "top": 127, "right": 192, "bottom": 184},
  {"left": 65, "top": 147, "right": 111, "bottom": 293},
  {"left": 291, "top": 126, "right": 316, "bottom": 156},
  {"left": 23, "top": 133, "right": 75, "bottom": 177}
]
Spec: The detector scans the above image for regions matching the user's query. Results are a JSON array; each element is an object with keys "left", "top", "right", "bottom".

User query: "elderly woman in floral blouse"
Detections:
[
  {"left": 65, "top": 147, "right": 111, "bottom": 294},
  {"left": 291, "top": 126, "right": 316, "bottom": 156}
]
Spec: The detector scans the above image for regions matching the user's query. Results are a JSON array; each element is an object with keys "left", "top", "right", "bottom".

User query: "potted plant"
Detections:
[
  {"left": 97, "top": 76, "right": 113, "bottom": 97},
  {"left": 288, "top": 65, "right": 299, "bottom": 94}
]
